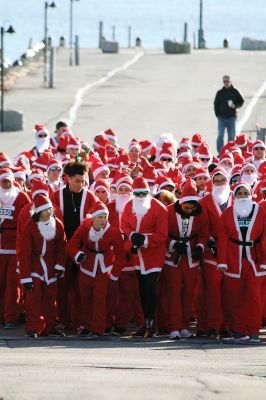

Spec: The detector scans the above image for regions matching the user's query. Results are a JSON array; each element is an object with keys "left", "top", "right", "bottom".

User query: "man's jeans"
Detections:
[{"left": 217, "top": 116, "right": 236, "bottom": 154}]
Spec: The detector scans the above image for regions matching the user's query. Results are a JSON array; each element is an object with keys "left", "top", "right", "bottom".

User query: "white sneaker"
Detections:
[
  {"left": 181, "top": 329, "right": 193, "bottom": 338},
  {"left": 169, "top": 330, "right": 181, "bottom": 340}
]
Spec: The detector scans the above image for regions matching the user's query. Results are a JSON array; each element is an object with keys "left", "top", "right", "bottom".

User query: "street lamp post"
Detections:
[
  {"left": 44, "top": 1, "right": 56, "bottom": 85},
  {"left": 0, "top": 24, "right": 15, "bottom": 132},
  {"left": 198, "top": 0, "right": 205, "bottom": 49},
  {"left": 70, "top": 0, "right": 79, "bottom": 66}
]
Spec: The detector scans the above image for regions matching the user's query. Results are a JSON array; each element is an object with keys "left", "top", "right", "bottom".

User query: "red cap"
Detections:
[
  {"left": 132, "top": 176, "right": 150, "bottom": 193},
  {"left": 33, "top": 194, "right": 53, "bottom": 214},
  {"left": 179, "top": 177, "right": 199, "bottom": 204}
]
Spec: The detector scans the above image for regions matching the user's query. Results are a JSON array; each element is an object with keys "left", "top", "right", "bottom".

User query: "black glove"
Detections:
[
  {"left": 192, "top": 245, "right": 203, "bottom": 260},
  {"left": 23, "top": 282, "right": 34, "bottom": 292},
  {"left": 131, "top": 233, "right": 145, "bottom": 247},
  {"left": 207, "top": 239, "right": 217, "bottom": 257},
  {"left": 54, "top": 269, "right": 64, "bottom": 279},
  {"left": 77, "top": 252, "right": 86, "bottom": 263},
  {"left": 173, "top": 241, "right": 188, "bottom": 255}
]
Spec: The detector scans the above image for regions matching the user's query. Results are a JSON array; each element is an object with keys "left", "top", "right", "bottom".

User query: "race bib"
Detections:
[{"left": 0, "top": 205, "right": 15, "bottom": 220}]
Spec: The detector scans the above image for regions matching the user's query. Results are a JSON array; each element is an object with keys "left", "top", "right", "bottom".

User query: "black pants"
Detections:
[{"left": 136, "top": 270, "right": 160, "bottom": 320}]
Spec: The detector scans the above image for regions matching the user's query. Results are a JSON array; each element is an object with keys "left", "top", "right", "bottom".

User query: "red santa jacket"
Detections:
[
  {"left": 165, "top": 202, "right": 209, "bottom": 269},
  {"left": 107, "top": 200, "right": 137, "bottom": 272},
  {"left": 51, "top": 187, "right": 98, "bottom": 225},
  {"left": 200, "top": 193, "right": 230, "bottom": 267},
  {"left": 121, "top": 197, "right": 168, "bottom": 274},
  {"left": 217, "top": 203, "right": 266, "bottom": 277},
  {"left": 19, "top": 217, "right": 67, "bottom": 285},
  {"left": 17, "top": 201, "right": 63, "bottom": 259},
  {"left": 0, "top": 189, "right": 30, "bottom": 254},
  {"left": 67, "top": 219, "right": 125, "bottom": 279}
]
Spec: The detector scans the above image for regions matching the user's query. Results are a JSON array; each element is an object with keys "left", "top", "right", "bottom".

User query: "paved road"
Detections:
[
  {"left": 1, "top": 333, "right": 266, "bottom": 400},
  {"left": 2, "top": 47, "right": 266, "bottom": 158}
]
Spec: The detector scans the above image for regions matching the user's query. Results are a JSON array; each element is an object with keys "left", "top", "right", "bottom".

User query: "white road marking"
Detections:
[
  {"left": 68, "top": 51, "right": 144, "bottom": 127},
  {"left": 236, "top": 81, "right": 266, "bottom": 133}
]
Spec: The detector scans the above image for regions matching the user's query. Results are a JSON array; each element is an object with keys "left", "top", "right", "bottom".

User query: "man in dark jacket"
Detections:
[{"left": 214, "top": 75, "right": 244, "bottom": 154}]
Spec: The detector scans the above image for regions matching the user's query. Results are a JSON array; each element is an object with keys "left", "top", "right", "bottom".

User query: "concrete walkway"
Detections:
[{"left": 1, "top": 47, "right": 266, "bottom": 158}]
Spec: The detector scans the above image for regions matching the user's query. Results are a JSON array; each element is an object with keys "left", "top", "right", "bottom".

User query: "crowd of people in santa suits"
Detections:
[{"left": 1, "top": 120, "right": 266, "bottom": 342}]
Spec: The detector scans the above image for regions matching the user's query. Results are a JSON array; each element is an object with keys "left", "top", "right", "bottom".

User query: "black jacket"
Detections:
[{"left": 214, "top": 85, "right": 244, "bottom": 118}]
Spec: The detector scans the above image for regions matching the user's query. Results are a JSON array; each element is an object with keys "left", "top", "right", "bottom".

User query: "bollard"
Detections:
[
  {"left": 183, "top": 22, "right": 188, "bottom": 43},
  {"left": 49, "top": 46, "right": 56, "bottom": 88},
  {"left": 59, "top": 36, "right": 66, "bottom": 47},
  {"left": 136, "top": 37, "right": 141, "bottom": 47},
  {"left": 99, "top": 21, "right": 103, "bottom": 49},
  {"left": 74, "top": 35, "right": 80, "bottom": 65},
  {"left": 223, "top": 38, "right": 229, "bottom": 48},
  {"left": 128, "top": 26, "right": 131, "bottom": 48},
  {"left": 193, "top": 32, "right": 196, "bottom": 49},
  {"left": 112, "top": 26, "right": 116, "bottom": 41}
]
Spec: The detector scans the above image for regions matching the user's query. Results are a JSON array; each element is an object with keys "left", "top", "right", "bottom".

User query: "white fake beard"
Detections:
[
  {"left": 234, "top": 198, "right": 253, "bottom": 218},
  {"left": 241, "top": 173, "right": 257, "bottom": 186},
  {"left": 212, "top": 184, "right": 230, "bottom": 205},
  {"left": 109, "top": 192, "right": 117, "bottom": 202},
  {"left": 36, "top": 137, "right": 50, "bottom": 153},
  {"left": 132, "top": 194, "right": 151, "bottom": 218},
  {"left": 0, "top": 186, "right": 18, "bottom": 206},
  {"left": 89, "top": 223, "right": 109, "bottom": 242},
  {"left": 37, "top": 216, "right": 56, "bottom": 241},
  {"left": 200, "top": 159, "right": 211, "bottom": 168},
  {"left": 115, "top": 193, "right": 133, "bottom": 214}
]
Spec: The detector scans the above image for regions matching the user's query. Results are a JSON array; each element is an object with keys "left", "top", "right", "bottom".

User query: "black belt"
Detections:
[
  {"left": 229, "top": 238, "right": 260, "bottom": 248},
  {"left": 0, "top": 226, "right": 16, "bottom": 233},
  {"left": 169, "top": 234, "right": 197, "bottom": 243},
  {"left": 87, "top": 247, "right": 105, "bottom": 254}
]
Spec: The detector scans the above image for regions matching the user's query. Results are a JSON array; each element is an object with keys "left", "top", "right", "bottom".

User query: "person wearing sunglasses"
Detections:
[
  {"left": 252, "top": 140, "right": 266, "bottom": 171},
  {"left": 47, "top": 160, "right": 63, "bottom": 192},
  {"left": 121, "top": 176, "right": 168, "bottom": 338},
  {"left": 214, "top": 75, "right": 244, "bottom": 154},
  {"left": 29, "top": 124, "right": 51, "bottom": 158}
]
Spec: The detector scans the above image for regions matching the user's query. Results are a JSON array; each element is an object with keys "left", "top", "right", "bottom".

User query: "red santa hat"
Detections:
[
  {"left": 252, "top": 140, "right": 265, "bottom": 150},
  {"left": 179, "top": 137, "right": 192, "bottom": 150},
  {"left": 91, "top": 159, "right": 110, "bottom": 179},
  {"left": 116, "top": 175, "right": 133, "bottom": 191},
  {"left": 57, "top": 135, "right": 70, "bottom": 151},
  {"left": 191, "top": 133, "right": 203, "bottom": 147},
  {"left": 232, "top": 181, "right": 252, "bottom": 196},
  {"left": 155, "top": 176, "right": 175, "bottom": 192},
  {"left": 218, "top": 150, "right": 234, "bottom": 165},
  {"left": 159, "top": 142, "right": 175, "bottom": 160},
  {"left": 233, "top": 153, "right": 245, "bottom": 168},
  {"left": 194, "top": 167, "right": 210, "bottom": 179},
  {"left": 116, "top": 153, "right": 130, "bottom": 168},
  {"left": 106, "top": 144, "right": 119, "bottom": 160},
  {"left": 0, "top": 153, "right": 12, "bottom": 168},
  {"left": 129, "top": 139, "right": 141, "bottom": 152},
  {"left": 29, "top": 168, "right": 45, "bottom": 182},
  {"left": 142, "top": 165, "right": 158, "bottom": 183},
  {"left": 12, "top": 167, "right": 27, "bottom": 181},
  {"left": 93, "top": 134, "right": 109, "bottom": 149},
  {"left": 93, "top": 179, "right": 110, "bottom": 193},
  {"left": 0, "top": 167, "right": 14, "bottom": 182},
  {"left": 66, "top": 137, "right": 81, "bottom": 151},
  {"left": 230, "top": 166, "right": 241, "bottom": 179},
  {"left": 104, "top": 128, "right": 117, "bottom": 143},
  {"left": 47, "top": 159, "right": 62, "bottom": 172},
  {"left": 179, "top": 177, "right": 199, "bottom": 204},
  {"left": 140, "top": 140, "right": 155, "bottom": 155},
  {"left": 33, "top": 194, "right": 53, "bottom": 214},
  {"left": 235, "top": 134, "right": 247, "bottom": 148},
  {"left": 242, "top": 151, "right": 253, "bottom": 162},
  {"left": 34, "top": 124, "right": 49, "bottom": 137},
  {"left": 132, "top": 176, "right": 150, "bottom": 193},
  {"left": 32, "top": 151, "right": 54, "bottom": 170},
  {"left": 31, "top": 179, "right": 49, "bottom": 198},
  {"left": 211, "top": 166, "right": 229, "bottom": 182},
  {"left": 89, "top": 202, "right": 109, "bottom": 218},
  {"left": 198, "top": 142, "right": 212, "bottom": 159},
  {"left": 61, "top": 127, "right": 74, "bottom": 138}
]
